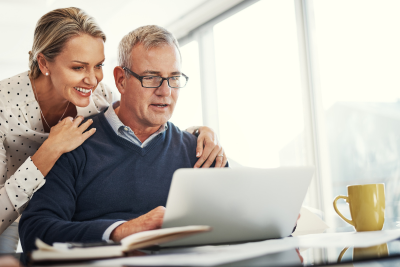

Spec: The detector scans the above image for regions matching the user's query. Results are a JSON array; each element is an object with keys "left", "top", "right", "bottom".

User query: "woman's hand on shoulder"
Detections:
[
  {"left": 31, "top": 116, "right": 96, "bottom": 177},
  {"left": 193, "top": 126, "right": 227, "bottom": 168},
  {"left": 46, "top": 116, "right": 96, "bottom": 155}
]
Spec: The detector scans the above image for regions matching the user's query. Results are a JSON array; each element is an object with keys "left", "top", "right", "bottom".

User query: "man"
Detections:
[{"left": 19, "top": 25, "right": 228, "bottom": 253}]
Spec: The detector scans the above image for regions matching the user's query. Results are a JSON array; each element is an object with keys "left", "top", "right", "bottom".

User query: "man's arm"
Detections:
[
  {"left": 19, "top": 153, "right": 120, "bottom": 253},
  {"left": 110, "top": 206, "right": 165, "bottom": 242}
]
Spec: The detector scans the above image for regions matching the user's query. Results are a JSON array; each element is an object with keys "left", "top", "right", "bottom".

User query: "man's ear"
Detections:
[
  {"left": 114, "top": 66, "right": 127, "bottom": 95},
  {"left": 37, "top": 53, "right": 50, "bottom": 76}
]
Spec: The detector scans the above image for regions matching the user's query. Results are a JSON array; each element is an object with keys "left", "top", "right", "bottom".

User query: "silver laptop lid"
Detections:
[{"left": 162, "top": 166, "right": 314, "bottom": 247}]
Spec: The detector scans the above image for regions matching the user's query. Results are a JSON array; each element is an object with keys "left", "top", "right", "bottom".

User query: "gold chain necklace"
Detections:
[{"left": 32, "top": 79, "right": 70, "bottom": 129}]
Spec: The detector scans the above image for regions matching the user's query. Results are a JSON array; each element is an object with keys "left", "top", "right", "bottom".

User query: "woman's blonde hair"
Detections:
[{"left": 29, "top": 7, "right": 106, "bottom": 79}]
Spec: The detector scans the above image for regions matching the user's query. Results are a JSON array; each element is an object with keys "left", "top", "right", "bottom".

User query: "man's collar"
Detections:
[{"left": 104, "top": 102, "right": 168, "bottom": 138}]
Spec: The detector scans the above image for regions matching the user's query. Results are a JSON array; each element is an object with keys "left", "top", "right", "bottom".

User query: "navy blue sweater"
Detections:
[{"left": 19, "top": 112, "right": 200, "bottom": 253}]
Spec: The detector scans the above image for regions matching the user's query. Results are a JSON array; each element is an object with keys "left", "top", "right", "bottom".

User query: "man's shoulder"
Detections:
[
  {"left": 82, "top": 108, "right": 112, "bottom": 133},
  {"left": 82, "top": 109, "right": 116, "bottom": 145},
  {"left": 56, "top": 110, "right": 113, "bottom": 169},
  {"left": 83, "top": 108, "right": 106, "bottom": 122},
  {"left": 166, "top": 121, "right": 197, "bottom": 144},
  {"left": 164, "top": 122, "right": 198, "bottom": 166}
]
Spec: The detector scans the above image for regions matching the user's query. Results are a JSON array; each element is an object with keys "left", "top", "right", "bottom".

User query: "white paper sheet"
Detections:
[
  {"left": 296, "top": 229, "right": 400, "bottom": 248},
  {"left": 292, "top": 207, "right": 329, "bottom": 236}
]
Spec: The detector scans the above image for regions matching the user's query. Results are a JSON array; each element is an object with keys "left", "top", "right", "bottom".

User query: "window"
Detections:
[
  {"left": 170, "top": 41, "right": 203, "bottom": 130},
  {"left": 313, "top": 0, "right": 400, "bottom": 227},
  {"left": 214, "top": 0, "right": 306, "bottom": 168}
]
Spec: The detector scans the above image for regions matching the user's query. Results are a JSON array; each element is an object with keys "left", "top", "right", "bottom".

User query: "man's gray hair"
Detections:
[{"left": 118, "top": 25, "right": 180, "bottom": 70}]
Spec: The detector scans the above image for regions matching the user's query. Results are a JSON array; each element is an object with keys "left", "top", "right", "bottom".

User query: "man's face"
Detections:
[{"left": 123, "top": 43, "right": 181, "bottom": 128}]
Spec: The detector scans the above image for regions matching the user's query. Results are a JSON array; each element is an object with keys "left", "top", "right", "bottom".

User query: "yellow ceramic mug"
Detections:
[{"left": 333, "top": 184, "right": 385, "bottom": 231}]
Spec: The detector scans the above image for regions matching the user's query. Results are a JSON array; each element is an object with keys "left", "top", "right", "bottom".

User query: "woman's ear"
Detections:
[
  {"left": 113, "top": 66, "right": 126, "bottom": 95},
  {"left": 37, "top": 53, "right": 50, "bottom": 76}
]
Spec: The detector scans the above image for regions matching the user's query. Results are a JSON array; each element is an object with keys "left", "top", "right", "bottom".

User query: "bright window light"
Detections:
[
  {"left": 214, "top": 0, "right": 306, "bottom": 168},
  {"left": 314, "top": 0, "right": 400, "bottom": 225},
  {"left": 170, "top": 41, "right": 203, "bottom": 130}
]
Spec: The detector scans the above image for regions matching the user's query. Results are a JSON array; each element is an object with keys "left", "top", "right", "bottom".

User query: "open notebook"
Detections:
[{"left": 31, "top": 225, "right": 211, "bottom": 262}]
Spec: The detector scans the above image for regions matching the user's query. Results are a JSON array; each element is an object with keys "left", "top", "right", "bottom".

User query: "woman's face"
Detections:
[{"left": 46, "top": 34, "right": 105, "bottom": 107}]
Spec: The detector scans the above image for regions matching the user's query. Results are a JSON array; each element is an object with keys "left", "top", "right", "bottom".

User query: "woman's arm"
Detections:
[
  {"left": 0, "top": 116, "right": 96, "bottom": 234},
  {"left": 0, "top": 137, "right": 19, "bottom": 234},
  {"left": 186, "top": 126, "right": 228, "bottom": 168},
  {"left": 0, "top": 127, "right": 30, "bottom": 233}
]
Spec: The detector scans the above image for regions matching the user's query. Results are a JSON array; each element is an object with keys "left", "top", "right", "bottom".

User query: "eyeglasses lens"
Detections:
[
  {"left": 142, "top": 76, "right": 162, "bottom": 87},
  {"left": 142, "top": 76, "right": 188, "bottom": 88},
  {"left": 169, "top": 76, "right": 187, "bottom": 88}
]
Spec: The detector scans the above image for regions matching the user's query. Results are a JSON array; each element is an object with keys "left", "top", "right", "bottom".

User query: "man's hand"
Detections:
[
  {"left": 0, "top": 256, "right": 21, "bottom": 267},
  {"left": 292, "top": 213, "right": 301, "bottom": 233},
  {"left": 110, "top": 206, "right": 165, "bottom": 242}
]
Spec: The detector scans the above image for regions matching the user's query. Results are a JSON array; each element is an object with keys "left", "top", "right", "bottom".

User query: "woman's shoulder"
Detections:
[
  {"left": 0, "top": 71, "right": 30, "bottom": 89},
  {"left": 0, "top": 71, "right": 33, "bottom": 108},
  {"left": 92, "top": 82, "right": 117, "bottom": 107}
]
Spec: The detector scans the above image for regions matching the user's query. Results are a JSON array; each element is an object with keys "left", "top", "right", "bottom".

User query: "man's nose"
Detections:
[
  {"left": 156, "top": 79, "right": 171, "bottom": 97},
  {"left": 83, "top": 70, "right": 97, "bottom": 86}
]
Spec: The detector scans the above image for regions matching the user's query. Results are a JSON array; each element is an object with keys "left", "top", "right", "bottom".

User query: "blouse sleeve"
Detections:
[
  {"left": 0, "top": 103, "right": 44, "bottom": 234},
  {"left": 0, "top": 126, "right": 19, "bottom": 234},
  {"left": 4, "top": 157, "right": 45, "bottom": 214}
]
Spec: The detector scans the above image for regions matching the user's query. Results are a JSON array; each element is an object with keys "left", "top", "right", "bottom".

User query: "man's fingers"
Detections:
[
  {"left": 150, "top": 206, "right": 166, "bottom": 214},
  {"left": 0, "top": 256, "right": 20, "bottom": 267},
  {"left": 202, "top": 145, "right": 221, "bottom": 168},
  {"left": 146, "top": 206, "right": 166, "bottom": 220},
  {"left": 144, "top": 206, "right": 165, "bottom": 229},
  {"left": 111, "top": 207, "right": 165, "bottom": 242}
]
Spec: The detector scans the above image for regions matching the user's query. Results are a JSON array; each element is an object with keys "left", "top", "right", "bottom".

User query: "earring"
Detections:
[{"left": 46, "top": 73, "right": 48, "bottom": 76}]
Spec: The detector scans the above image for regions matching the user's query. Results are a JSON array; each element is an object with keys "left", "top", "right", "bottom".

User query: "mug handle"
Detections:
[
  {"left": 333, "top": 195, "right": 355, "bottom": 226},
  {"left": 337, "top": 247, "right": 349, "bottom": 263}
]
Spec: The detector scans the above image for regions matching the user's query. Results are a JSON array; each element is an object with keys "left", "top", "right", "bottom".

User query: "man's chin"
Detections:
[{"left": 147, "top": 117, "right": 170, "bottom": 127}]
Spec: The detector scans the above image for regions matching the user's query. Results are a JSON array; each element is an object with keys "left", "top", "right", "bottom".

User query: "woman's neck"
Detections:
[{"left": 30, "top": 74, "right": 77, "bottom": 131}]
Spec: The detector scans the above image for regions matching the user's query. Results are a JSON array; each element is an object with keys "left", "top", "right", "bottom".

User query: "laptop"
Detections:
[{"left": 161, "top": 166, "right": 314, "bottom": 247}]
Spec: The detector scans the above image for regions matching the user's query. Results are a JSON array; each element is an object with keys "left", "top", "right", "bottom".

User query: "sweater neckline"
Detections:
[{"left": 96, "top": 111, "right": 166, "bottom": 156}]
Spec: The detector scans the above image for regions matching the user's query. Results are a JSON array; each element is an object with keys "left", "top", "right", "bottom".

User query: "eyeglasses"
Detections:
[{"left": 122, "top": 67, "right": 189, "bottom": 88}]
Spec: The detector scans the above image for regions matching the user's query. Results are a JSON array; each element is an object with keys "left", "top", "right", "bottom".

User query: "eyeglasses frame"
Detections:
[{"left": 122, "top": 67, "right": 189, "bottom": 88}]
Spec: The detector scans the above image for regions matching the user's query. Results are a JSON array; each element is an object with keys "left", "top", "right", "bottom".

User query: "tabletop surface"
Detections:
[
  {"left": 9, "top": 238, "right": 400, "bottom": 267},
  {"left": 7, "top": 225, "right": 400, "bottom": 267}
]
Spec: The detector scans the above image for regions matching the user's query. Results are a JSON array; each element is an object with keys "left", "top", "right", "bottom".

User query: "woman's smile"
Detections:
[{"left": 73, "top": 86, "right": 92, "bottom": 97}]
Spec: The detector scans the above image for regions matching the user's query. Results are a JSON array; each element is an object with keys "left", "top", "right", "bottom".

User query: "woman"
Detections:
[{"left": 0, "top": 7, "right": 227, "bottom": 252}]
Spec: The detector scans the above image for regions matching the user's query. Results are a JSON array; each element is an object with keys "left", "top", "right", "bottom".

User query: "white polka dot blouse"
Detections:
[{"left": 0, "top": 71, "right": 113, "bottom": 234}]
